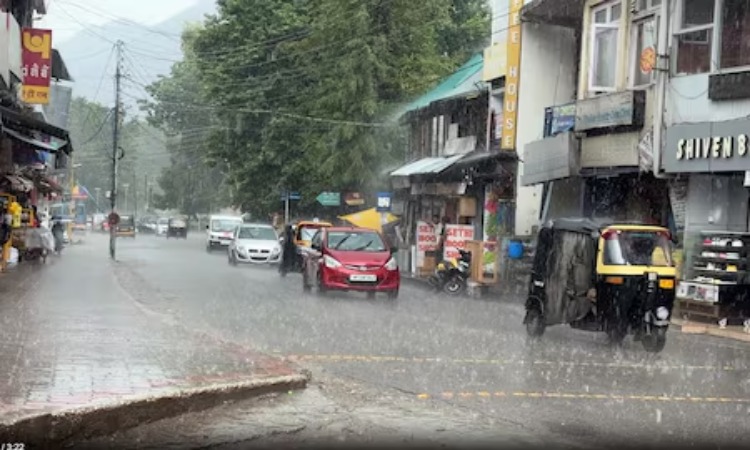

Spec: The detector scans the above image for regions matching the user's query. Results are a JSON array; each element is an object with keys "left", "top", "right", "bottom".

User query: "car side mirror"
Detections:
[{"left": 390, "top": 247, "right": 397, "bottom": 255}]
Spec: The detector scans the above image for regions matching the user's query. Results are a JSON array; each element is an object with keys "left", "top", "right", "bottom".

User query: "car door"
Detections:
[{"left": 308, "top": 230, "right": 324, "bottom": 285}]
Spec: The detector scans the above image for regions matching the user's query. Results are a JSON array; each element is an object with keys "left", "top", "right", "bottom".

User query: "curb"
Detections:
[
  {"left": 671, "top": 319, "right": 750, "bottom": 343},
  {"left": 0, "top": 373, "right": 309, "bottom": 446}
]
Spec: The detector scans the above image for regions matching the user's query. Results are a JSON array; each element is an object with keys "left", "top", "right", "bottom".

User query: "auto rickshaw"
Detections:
[
  {"left": 166, "top": 217, "right": 188, "bottom": 239},
  {"left": 294, "top": 220, "right": 333, "bottom": 248},
  {"left": 523, "top": 218, "right": 677, "bottom": 353},
  {"left": 115, "top": 215, "right": 136, "bottom": 238}
]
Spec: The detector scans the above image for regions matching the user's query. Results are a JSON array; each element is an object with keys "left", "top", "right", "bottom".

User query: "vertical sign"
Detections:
[
  {"left": 501, "top": 0, "right": 523, "bottom": 150},
  {"left": 416, "top": 221, "right": 437, "bottom": 268},
  {"left": 21, "top": 28, "right": 53, "bottom": 104},
  {"left": 443, "top": 224, "right": 475, "bottom": 260},
  {"left": 376, "top": 192, "right": 392, "bottom": 212}
]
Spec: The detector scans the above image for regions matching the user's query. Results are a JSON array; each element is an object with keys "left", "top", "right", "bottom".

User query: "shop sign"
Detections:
[
  {"left": 375, "top": 192, "right": 392, "bottom": 212},
  {"left": 500, "top": 0, "right": 523, "bottom": 151},
  {"left": 544, "top": 103, "right": 576, "bottom": 137},
  {"left": 664, "top": 118, "right": 750, "bottom": 173},
  {"left": 443, "top": 224, "right": 474, "bottom": 260},
  {"left": 21, "top": 28, "right": 52, "bottom": 105},
  {"left": 575, "top": 91, "right": 644, "bottom": 132},
  {"left": 521, "top": 132, "right": 579, "bottom": 186},
  {"left": 415, "top": 221, "right": 437, "bottom": 268},
  {"left": 344, "top": 192, "right": 365, "bottom": 206}
]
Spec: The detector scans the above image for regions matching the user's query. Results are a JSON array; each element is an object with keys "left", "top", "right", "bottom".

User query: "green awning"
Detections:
[{"left": 397, "top": 53, "right": 487, "bottom": 118}]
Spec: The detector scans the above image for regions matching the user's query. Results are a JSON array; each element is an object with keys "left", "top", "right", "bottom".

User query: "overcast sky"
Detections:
[{"left": 38, "top": 0, "right": 199, "bottom": 44}]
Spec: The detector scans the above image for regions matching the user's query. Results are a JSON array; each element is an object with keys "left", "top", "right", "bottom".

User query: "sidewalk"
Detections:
[
  {"left": 0, "top": 239, "right": 307, "bottom": 444},
  {"left": 670, "top": 318, "right": 750, "bottom": 343}
]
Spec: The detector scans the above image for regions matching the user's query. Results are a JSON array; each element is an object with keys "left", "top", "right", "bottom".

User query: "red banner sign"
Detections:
[{"left": 21, "top": 28, "right": 53, "bottom": 104}]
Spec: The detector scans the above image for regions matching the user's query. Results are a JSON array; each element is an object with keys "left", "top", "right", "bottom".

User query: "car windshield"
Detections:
[
  {"left": 158, "top": 218, "right": 168, "bottom": 225},
  {"left": 603, "top": 230, "right": 674, "bottom": 267},
  {"left": 327, "top": 230, "right": 386, "bottom": 252},
  {"left": 170, "top": 220, "right": 186, "bottom": 227},
  {"left": 238, "top": 226, "right": 277, "bottom": 240},
  {"left": 212, "top": 220, "right": 242, "bottom": 232},
  {"left": 299, "top": 226, "right": 324, "bottom": 241},
  {"left": 120, "top": 216, "right": 134, "bottom": 226}
]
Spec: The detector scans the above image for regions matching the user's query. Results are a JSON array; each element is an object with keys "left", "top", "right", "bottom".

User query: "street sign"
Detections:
[
  {"left": 316, "top": 191, "right": 341, "bottom": 206},
  {"left": 280, "top": 191, "right": 301, "bottom": 201},
  {"left": 376, "top": 192, "right": 392, "bottom": 212}
]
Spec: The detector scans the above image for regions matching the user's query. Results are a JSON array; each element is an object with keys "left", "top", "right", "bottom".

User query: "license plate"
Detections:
[{"left": 350, "top": 274, "right": 377, "bottom": 282}]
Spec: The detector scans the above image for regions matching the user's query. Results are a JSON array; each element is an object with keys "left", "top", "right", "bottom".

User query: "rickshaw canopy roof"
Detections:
[{"left": 543, "top": 217, "right": 604, "bottom": 236}]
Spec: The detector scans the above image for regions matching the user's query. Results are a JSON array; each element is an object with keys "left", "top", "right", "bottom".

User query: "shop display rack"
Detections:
[{"left": 676, "top": 231, "right": 750, "bottom": 323}]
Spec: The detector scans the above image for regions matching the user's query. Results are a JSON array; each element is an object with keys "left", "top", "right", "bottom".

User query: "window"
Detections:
[
  {"left": 673, "top": 0, "right": 715, "bottom": 74},
  {"left": 630, "top": 0, "right": 661, "bottom": 87},
  {"left": 238, "top": 226, "right": 277, "bottom": 240},
  {"left": 721, "top": 0, "right": 750, "bottom": 69},
  {"left": 602, "top": 230, "right": 674, "bottom": 267},
  {"left": 589, "top": 1, "right": 622, "bottom": 92},
  {"left": 327, "top": 231, "right": 386, "bottom": 252}
]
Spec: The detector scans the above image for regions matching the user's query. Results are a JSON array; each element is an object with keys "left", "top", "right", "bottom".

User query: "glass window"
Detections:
[
  {"left": 682, "top": 0, "right": 715, "bottom": 27},
  {"left": 602, "top": 230, "right": 674, "bottom": 267},
  {"left": 672, "top": 0, "right": 714, "bottom": 75},
  {"left": 632, "top": 18, "right": 658, "bottom": 86},
  {"left": 211, "top": 219, "right": 242, "bottom": 232},
  {"left": 238, "top": 226, "right": 277, "bottom": 240},
  {"left": 326, "top": 231, "right": 386, "bottom": 252},
  {"left": 299, "top": 226, "right": 324, "bottom": 241},
  {"left": 589, "top": 1, "right": 621, "bottom": 91},
  {"left": 721, "top": 0, "right": 750, "bottom": 69}
]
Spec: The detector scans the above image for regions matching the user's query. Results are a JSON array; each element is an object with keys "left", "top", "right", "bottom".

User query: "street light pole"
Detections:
[{"left": 110, "top": 40, "right": 123, "bottom": 260}]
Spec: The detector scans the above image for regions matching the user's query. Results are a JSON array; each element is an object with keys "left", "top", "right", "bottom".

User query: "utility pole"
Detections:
[
  {"left": 110, "top": 40, "right": 123, "bottom": 260},
  {"left": 133, "top": 171, "right": 138, "bottom": 221}
]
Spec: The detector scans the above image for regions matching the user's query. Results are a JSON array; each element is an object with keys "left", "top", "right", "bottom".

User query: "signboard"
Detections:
[
  {"left": 663, "top": 118, "right": 750, "bottom": 173},
  {"left": 443, "top": 224, "right": 475, "bottom": 260},
  {"left": 500, "top": 0, "right": 522, "bottom": 150},
  {"left": 344, "top": 192, "right": 365, "bottom": 206},
  {"left": 521, "top": 132, "right": 579, "bottom": 186},
  {"left": 415, "top": 221, "right": 437, "bottom": 268},
  {"left": 21, "top": 28, "right": 52, "bottom": 104},
  {"left": 544, "top": 103, "right": 576, "bottom": 137},
  {"left": 376, "top": 192, "right": 392, "bottom": 212},
  {"left": 316, "top": 191, "right": 340, "bottom": 206},
  {"left": 574, "top": 91, "right": 644, "bottom": 132}
]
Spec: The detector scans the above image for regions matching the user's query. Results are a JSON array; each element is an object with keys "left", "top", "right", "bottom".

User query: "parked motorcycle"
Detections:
[{"left": 428, "top": 249, "right": 472, "bottom": 295}]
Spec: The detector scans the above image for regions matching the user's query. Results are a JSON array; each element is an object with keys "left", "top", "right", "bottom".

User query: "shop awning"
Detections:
[
  {"left": 390, "top": 155, "right": 465, "bottom": 177},
  {"left": 521, "top": 0, "right": 585, "bottom": 28},
  {"left": 1, "top": 174, "right": 34, "bottom": 193},
  {"left": 0, "top": 105, "right": 73, "bottom": 154}
]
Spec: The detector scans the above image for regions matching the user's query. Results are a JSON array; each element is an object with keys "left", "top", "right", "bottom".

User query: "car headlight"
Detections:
[
  {"left": 656, "top": 306, "right": 669, "bottom": 320},
  {"left": 271, "top": 246, "right": 281, "bottom": 255},
  {"left": 324, "top": 255, "right": 341, "bottom": 269},
  {"left": 238, "top": 246, "right": 246, "bottom": 253},
  {"left": 384, "top": 257, "right": 398, "bottom": 271}
]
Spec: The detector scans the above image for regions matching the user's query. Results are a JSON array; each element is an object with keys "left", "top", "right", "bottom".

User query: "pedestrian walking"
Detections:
[{"left": 278, "top": 224, "right": 297, "bottom": 277}]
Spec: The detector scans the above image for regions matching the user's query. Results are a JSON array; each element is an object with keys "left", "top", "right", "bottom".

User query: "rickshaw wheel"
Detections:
[
  {"left": 641, "top": 332, "right": 667, "bottom": 353},
  {"left": 524, "top": 309, "right": 546, "bottom": 337}
]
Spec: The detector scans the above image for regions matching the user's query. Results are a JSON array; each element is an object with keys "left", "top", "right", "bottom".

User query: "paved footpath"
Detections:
[{"left": 0, "top": 238, "right": 306, "bottom": 443}]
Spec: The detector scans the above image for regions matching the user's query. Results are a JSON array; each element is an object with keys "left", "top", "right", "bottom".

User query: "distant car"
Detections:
[
  {"left": 156, "top": 218, "right": 169, "bottom": 236},
  {"left": 228, "top": 223, "right": 281, "bottom": 265},
  {"left": 116, "top": 215, "right": 136, "bottom": 238},
  {"left": 302, "top": 227, "right": 399, "bottom": 299},
  {"left": 206, "top": 215, "right": 243, "bottom": 251}
]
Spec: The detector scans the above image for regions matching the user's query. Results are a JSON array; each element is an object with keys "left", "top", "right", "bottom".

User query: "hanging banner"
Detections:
[
  {"left": 21, "top": 28, "right": 52, "bottom": 104},
  {"left": 501, "top": 0, "right": 523, "bottom": 150},
  {"left": 443, "top": 224, "right": 475, "bottom": 260}
]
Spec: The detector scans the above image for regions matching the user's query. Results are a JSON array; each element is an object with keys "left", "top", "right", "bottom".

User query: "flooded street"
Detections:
[{"left": 68, "top": 233, "right": 750, "bottom": 448}]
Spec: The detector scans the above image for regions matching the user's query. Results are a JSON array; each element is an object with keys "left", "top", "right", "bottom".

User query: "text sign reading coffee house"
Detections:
[{"left": 664, "top": 118, "right": 750, "bottom": 173}]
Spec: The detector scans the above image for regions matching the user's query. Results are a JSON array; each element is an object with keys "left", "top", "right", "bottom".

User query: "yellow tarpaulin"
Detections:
[{"left": 339, "top": 208, "right": 398, "bottom": 233}]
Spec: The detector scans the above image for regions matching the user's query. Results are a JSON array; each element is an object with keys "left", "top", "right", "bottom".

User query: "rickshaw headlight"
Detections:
[{"left": 656, "top": 307, "right": 669, "bottom": 320}]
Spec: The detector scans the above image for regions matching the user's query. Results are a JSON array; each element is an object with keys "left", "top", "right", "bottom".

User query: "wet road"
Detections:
[{"left": 109, "top": 232, "right": 750, "bottom": 447}]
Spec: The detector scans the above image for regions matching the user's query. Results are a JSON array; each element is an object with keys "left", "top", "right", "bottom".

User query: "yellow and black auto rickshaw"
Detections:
[
  {"left": 523, "top": 218, "right": 677, "bottom": 353},
  {"left": 293, "top": 220, "right": 333, "bottom": 248}
]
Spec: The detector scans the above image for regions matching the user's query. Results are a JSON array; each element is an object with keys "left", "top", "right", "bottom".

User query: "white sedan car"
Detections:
[{"left": 228, "top": 223, "right": 282, "bottom": 265}]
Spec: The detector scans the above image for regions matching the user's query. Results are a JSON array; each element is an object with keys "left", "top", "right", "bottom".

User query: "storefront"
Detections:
[{"left": 663, "top": 119, "right": 750, "bottom": 324}]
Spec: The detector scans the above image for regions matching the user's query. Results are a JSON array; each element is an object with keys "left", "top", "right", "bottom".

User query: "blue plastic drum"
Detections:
[{"left": 507, "top": 240, "right": 524, "bottom": 260}]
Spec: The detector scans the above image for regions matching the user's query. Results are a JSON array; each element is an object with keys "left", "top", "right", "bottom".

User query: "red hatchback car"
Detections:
[{"left": 302, "top": 227, "right": 400, "bottom": 299}]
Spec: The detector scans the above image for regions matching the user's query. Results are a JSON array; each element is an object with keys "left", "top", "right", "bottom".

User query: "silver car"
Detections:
[{"left": 228, "top": 223, "right": 282, "bottom": 265}]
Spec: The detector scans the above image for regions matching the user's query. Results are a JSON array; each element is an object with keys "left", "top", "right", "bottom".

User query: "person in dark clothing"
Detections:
[
  {"left": 279, "top": 224, "right": 297, "bottom": 277},
  {"left": 51, "top": 216, "right": 65, "bottom": 254}
]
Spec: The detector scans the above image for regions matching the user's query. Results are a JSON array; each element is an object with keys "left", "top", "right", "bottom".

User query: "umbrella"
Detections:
[{"left": 338, "top": 208, "right": 399, "bottom": 233}]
